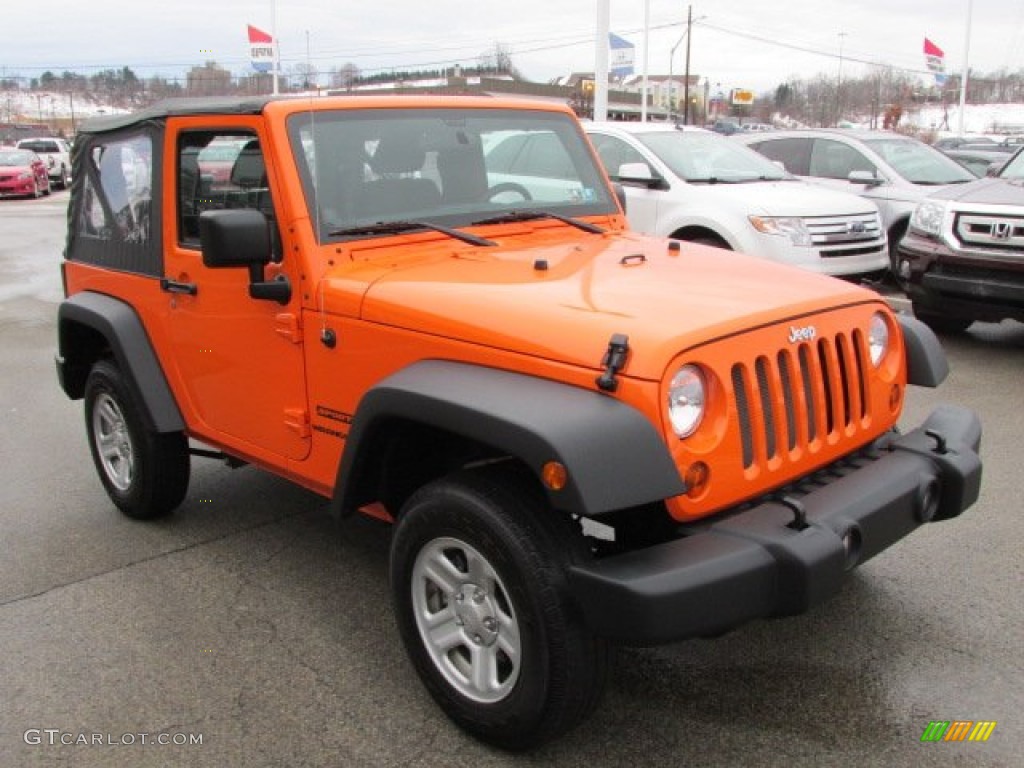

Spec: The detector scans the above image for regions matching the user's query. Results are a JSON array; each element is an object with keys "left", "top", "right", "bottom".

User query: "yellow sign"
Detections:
[{"left": 731, "top": 89, "right": 755, "bottom": 105}]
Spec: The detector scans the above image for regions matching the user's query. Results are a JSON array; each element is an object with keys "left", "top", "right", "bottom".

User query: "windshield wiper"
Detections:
[
  {"left": 471, "top": 209, "right": 605, "bottom": 234},
  {"left": 328, "top": 220, "right": 496, "bottom": 247},
  {"left": 685, "top": 177, "right": 742, "bottom": 184}
]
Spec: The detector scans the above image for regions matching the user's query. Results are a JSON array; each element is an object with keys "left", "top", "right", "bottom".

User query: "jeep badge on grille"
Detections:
[{"left": 788, "top": 325, "right": 817, "bottom": 343}]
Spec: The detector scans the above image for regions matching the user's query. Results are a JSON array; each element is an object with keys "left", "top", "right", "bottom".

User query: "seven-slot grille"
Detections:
[
  {"left": 730, "top": 331, "right": 870, "bottom": 470},
  {"left": 805, "top": 212, "right": 884, "bottom": 258}
]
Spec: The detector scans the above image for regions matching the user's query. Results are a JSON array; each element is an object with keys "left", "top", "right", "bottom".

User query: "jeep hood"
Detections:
[{"left": 321, "top": 229, "right": 878, "bottom": 381}]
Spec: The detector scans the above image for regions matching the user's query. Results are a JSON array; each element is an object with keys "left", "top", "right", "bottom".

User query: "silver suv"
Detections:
[
  {"left": 16, "top": 137, "right": 72, "bottom": 189},
  {"left": 738, "top": 130, "right": 976, "bottom": 275}
]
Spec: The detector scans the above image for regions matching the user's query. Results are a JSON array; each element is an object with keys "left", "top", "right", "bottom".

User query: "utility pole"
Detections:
[
  {"left": 836, "top": 31, "right": 847, "bottom": 126},
  {"left": 594, "top": 0, "right": 610, "bottom": 122},
  {"left": 957, "top": 0, "right": 973, "bottom": 137},
  {"left": 641, "top": 0, "right": 650, "bottom": 121},
  {"left": 683, "top": 5, "right": 693, "bottom": 125},
  {"left": 270, "top": 0, "right": 280, "bottom": 95}
]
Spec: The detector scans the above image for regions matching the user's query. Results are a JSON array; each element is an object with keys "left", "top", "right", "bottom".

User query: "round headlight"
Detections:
[
  {"left": 868, "top": 312, "right": 889, "bottom": 367},
  {"left": 668, "top": 365, "right": 706, "bottom": 438}
]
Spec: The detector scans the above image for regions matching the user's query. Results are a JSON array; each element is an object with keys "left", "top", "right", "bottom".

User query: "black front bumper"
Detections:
[{"left": 568, "top": 405, "right": 982, "bottom": 646}]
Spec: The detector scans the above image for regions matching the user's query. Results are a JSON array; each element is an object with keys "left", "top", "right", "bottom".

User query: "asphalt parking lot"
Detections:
[{"left": 1, "top": 192, "right": 1021, "bottom": 767}]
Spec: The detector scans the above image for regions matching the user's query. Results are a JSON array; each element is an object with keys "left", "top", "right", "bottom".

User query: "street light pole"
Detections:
[
  {"left": 594, "top": 0, "right": 610, "bottom": 121},
  {"left": 668, "top": 30, "right": 687, "bottom": 122},
  {"left": 270, "top": 0, "right": 280, "bottom": 95},
  {"left": 957, "top": 0, "right": 973, "bottom": 137},
  {"left": 683, "top": 5, "right": 693, "bottom": 125},
  {"left": 836, "top": 31, "right": 846, "bottom": 126}
]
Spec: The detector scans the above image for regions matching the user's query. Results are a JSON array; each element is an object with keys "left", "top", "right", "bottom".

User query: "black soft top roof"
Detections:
[{"left": 77, "top": 96, "right": 280, "bottom": 135}]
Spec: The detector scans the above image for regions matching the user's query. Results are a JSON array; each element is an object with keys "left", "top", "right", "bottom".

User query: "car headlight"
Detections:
[
  {"left": 17, "top": 171, "right": 32, "bottom": 180},
  {"left": 668, "top": 364, "right": 706, "bottom": 438},
  {"left": 748, "top": 216, "right": 812, "bottom": 246},
  {"left": 910, "top": 199, "right": 947, "bottom": 237},
  {"left": 868, "top": 312, "right": 889, "bottom": 367}
]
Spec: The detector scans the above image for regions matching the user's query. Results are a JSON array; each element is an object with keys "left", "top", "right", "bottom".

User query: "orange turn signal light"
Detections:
[
  {"left": 684, "top": 461, "right": 710, "bottom": 498},
  {"left": 541, "top": 461, "right": 568, "bottom": 491}
]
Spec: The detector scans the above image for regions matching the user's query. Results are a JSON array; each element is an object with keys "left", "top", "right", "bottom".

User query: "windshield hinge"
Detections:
[
  {"left": 596, "top": 333, "right": 630, "bottom": 392},
  {"left": 284, "top": 408, "right": 310, "bottom": 438},
  {"left": 275, "top": 313, "right": 302, "bottom": 344}
]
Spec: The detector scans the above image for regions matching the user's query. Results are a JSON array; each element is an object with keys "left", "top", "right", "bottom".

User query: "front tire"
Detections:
[
  {"left": 84, "top": 359, "right": 190, "bottom": 519},
  {"left": 390, "top": 465, "right": 608, "bottom": 750}
]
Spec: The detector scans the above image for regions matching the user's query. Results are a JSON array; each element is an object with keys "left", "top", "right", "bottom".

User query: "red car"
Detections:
[{"left": 0, "top": 148, "right": 51, "bottom": 198}]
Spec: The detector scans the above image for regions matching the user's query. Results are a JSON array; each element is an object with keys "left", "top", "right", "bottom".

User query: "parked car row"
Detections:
[
  {"left": 0, "top": 136, "right": 73, "bottom": 199},
  {"left": 0, "top": 148, "right": 51, "bottom": 198},
  {"left": 583, "top": 122, "right": 888, "bottom": 278},
  {"left": 14, "top": 137, "right": 72, "bottom": 189},
  {"left": 582, "top": 122, "right": 1021, "bottom": 334}
]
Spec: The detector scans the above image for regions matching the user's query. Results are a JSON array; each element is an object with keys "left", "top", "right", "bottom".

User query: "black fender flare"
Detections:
[
  {"left": 330, "top": 360, "right": 686, "bottom": 518},
  {"left": 56, "top": 291, "right": 185, "bottom": 433},
  {"left": 897, "top": 314, "right": 949, "bottom": 388}
]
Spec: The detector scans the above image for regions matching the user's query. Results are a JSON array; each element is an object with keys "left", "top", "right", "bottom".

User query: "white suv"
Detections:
[
  {"left": 585, "top": 122, "right": 888, "bottom": 277},
  {"left": 16, "top": 137, "right": 72, "bottom": 189}
]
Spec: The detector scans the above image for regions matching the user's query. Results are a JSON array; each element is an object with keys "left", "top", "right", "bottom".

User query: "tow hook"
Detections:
[
  {"left": 781, "top": 496, "right": 809, "bottom": 531},
  {"left": 925, "top": 429, "right": 948, "bottom": 454}
]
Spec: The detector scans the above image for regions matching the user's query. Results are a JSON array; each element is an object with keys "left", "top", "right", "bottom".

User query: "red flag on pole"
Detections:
[
  {"left": 923, "top": 38, "right": 946, "bottom": 85},
  {"left": 248, "top": 25, "right": 275, "bottom": 73},
  {"left": 248, "top": 25, "right": 273, "bottom": 44}
]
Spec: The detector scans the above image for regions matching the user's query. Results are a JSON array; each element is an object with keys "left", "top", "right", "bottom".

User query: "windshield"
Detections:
[
  {"left": 287, "top": 108, "right": 616, "bottom": 242},
  {"left": 997, "top": 150, "right": 1024, "bottom": 180},
  {"left": 18, "top": 140, "right": 59, "bottom": 153},
  {"left": 863, "top": 138, "right": 975, "bottom": 184},
  {"left": 637, "top": 130, "right": 789, "bottom": 182},
  {"left": 0, "top": 150, "right": 35, "bottom": 167}
]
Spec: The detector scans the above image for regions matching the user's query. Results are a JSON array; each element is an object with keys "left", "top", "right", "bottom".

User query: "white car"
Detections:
[
  {"left": 736, "top": 129, "right": 976, "bottom": 274},
  {"left": 16, "top": 137, "right": 72, "bottom": 189},
  {"left": 585, "top": 122, "right": 888, "bottom": 277}
]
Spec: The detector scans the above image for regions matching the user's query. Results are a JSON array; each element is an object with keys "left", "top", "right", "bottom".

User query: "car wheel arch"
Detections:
[
  {"left": 329, "top": 360, "right": 685, "bottom": 521},
  {"left": 57, "top": 292, "right": 184, "bottom": 434}
]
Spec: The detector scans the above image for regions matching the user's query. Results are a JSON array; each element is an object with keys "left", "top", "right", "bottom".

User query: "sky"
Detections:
[{"left": 1, "top": 0, "right": 1022, "bottom": 95}]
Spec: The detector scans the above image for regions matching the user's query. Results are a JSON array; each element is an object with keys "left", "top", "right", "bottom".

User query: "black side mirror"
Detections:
[{"left": 199, "top": 210, "right": 290, "bottom": 304}]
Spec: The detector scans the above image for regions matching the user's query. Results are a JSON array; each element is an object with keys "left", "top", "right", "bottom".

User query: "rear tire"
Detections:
[
  {"left": 390, "top": 464, "right": 608, "bottom": 750},
  {"left": 84, "top": 359, "right": 189, "bottom": 519}
]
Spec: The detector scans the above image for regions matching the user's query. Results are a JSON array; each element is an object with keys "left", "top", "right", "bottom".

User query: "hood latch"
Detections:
[{"left": 596, "top": 333, "right": 630, "bottom": 393}]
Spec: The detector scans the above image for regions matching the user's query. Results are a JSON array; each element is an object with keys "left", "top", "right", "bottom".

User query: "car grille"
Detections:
[
  {"left": 954, "top": 212, "right": 1024, "bottom": 251},
  {"left": 805, "top": 213, "right": 883, "bottom": 256},
  {"left": 730, "top": 331, "right": 870, "bottom": 470}
]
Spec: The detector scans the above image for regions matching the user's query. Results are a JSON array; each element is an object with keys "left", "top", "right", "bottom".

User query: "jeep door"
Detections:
[{"left": 161, "top": 118, "right": 310, "bottom": 462}]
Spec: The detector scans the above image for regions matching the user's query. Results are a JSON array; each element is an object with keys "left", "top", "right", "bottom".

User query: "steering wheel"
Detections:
[{"left": 487, "top": 182, "right": 533, "bottom": 203}]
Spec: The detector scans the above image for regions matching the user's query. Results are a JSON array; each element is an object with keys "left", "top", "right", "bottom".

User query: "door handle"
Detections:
[{"left": 160, "top": 277, "right": 198, "bottom": 296}]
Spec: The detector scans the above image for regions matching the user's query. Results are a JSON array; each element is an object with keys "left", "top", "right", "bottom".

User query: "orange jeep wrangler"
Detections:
[{"left": 56, "top": 95, "right": 982, "bottom": 749}]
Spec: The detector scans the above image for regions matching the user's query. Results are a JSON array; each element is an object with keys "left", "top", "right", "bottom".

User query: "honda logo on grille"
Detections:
[
  {"left": 992, "top": 221, "right": 1013, "bottom": 240},
  {"left": 847, "top": 221, "right": 866, "bottom": 234}
]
